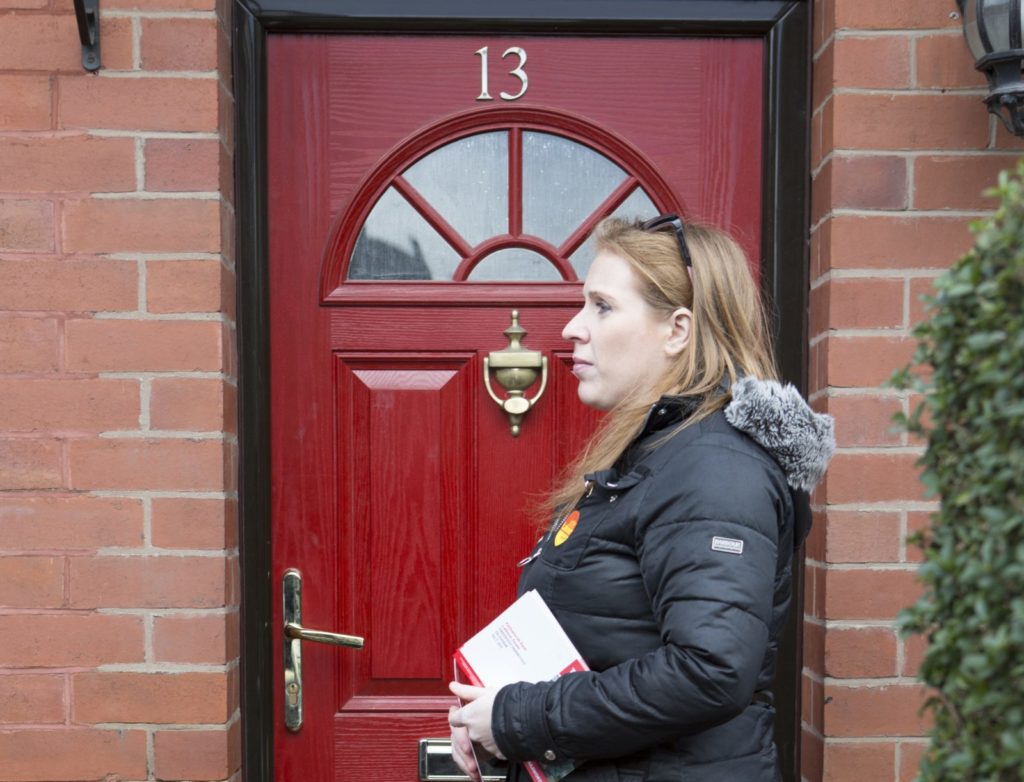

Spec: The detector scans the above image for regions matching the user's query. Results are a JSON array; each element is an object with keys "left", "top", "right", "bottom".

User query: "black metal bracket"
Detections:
[{"left": 74, "top": 0, "right": 101, "bottom": 72}]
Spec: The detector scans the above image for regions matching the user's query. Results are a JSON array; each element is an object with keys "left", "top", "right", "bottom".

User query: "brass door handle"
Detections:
[
  {"left": 284, "top": 621, "right": 364, "bottom": 648},
  {"left": 282, "top": 568, "right": 363, "bottom": 732},
  {"left": 483, "top": 310, "right": 548, "bottom": 437}
]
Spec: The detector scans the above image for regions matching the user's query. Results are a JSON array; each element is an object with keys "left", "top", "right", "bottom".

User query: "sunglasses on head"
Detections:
[{"left": 639, "top": 213, "right": 693, "bottom": 269}]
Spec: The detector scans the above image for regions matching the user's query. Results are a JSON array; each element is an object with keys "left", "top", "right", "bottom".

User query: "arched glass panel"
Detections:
[
  {"left": 402, "top": 132, "right": 508, "bottom": 248},
  {"left": 348, "top": 187, "right": 460, "bottom": 280},
  {"left": 569, "top": 187, "right": 659, "bottom": 276},
  {"left": 521, "top": 132, "right": 628, "bottom": 247},
  {"left": 467, "top": 248, "right": 562, "bottom": 281},
  {"left": 344, "top": 126, "right": 666, "bottom": 283}
]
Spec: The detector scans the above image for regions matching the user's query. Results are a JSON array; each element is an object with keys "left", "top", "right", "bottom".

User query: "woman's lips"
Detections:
[{"left": 571, "top": 359, "right": 592, "bottom": 376}]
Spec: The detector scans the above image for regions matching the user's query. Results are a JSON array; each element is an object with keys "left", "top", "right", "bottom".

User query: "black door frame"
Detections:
[{"left": 232, "top": 2, "right": 812, "bottom": 779}]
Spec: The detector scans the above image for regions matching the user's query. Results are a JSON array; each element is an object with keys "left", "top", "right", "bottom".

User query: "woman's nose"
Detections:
[{"left": 562, "top": 310, "right": 585, "bottom": 342}]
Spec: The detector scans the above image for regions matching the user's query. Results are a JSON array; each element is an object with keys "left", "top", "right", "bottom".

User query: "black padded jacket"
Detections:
[{"left": 491, "top": 377, "right": 834, "bottom": 782}]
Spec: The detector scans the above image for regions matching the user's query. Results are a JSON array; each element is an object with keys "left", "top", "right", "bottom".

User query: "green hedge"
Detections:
[{"left": 891, "top": 161, "right": 1024, "bottom": 780}]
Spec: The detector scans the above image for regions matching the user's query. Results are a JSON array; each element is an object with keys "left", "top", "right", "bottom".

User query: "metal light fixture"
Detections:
[{"left": 958, "top": 0, "right": 1024, "bottom": 135}]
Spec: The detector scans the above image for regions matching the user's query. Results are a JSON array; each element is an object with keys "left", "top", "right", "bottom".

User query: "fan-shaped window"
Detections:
[{"left": 346, "top": 129, "right": 658, "bottom": 282}]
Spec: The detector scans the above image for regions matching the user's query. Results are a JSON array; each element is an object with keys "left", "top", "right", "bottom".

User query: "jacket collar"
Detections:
[
  {"left": 634, "top": 377, "right": 835, "bottom": 493},
  {"left": 723, "top": 376, "right": 835, "bottom": 492}
]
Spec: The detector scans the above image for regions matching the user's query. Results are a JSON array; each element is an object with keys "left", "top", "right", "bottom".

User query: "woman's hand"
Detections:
[
  {"left": 449, "top": 705, "right": 482, "bottom": 782},
  {"left": 448, "top": 681, "right": 505, "bottom": 760}
]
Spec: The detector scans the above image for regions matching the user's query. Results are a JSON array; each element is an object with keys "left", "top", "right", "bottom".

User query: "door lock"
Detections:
[{"left": 282, "top": 568, "right": 364, "bottom": 732}]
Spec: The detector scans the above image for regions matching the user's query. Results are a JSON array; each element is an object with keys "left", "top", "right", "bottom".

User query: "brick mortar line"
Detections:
[
  {"left": 102, "top": 251, "right": 223, "bottom": 260},
  {"left": 821, "top": 148, "right": 1021, "bottom": 158},
  {"left": 98, "top": 70, "right": 219, "bottom": 80},
  {"left": 831, "top": 445, "right": 924, "bottom": 455},
  {"left": 819, "top": 326, "right": 912, "bottom": 338},
  {"left": 104, "top": 9, "right": 218, "bottom": 18},
  {"left": 146, "top": 729, "right": 155, "bottom": 782},
  {"left": 831, "top": 87, "right": 983, "bottom": 101},
  {"left": 799, "top": 720, "right": 824, "bottom": 741},
  {"left": 139, "top": 376, "right": 151, "bottom": 429},
  {"left": 801, "top": 668, "right": 824, "bottom": 684},
  {"left": 0, "top": 548, "right": 237, "bottom": 556},
  {"left": 825, "top": 502, "right": 938, "bottom": 511},
  {"left": 899, "top": 510, "right": 910, "bottom": 562},
  {"left": 95, "top": 660, "right": 238, "bottom": 673},
  {"left": 91, "top": 307, "right": 231, "bottom": 319},
  {"left": 832, "top": 207, "right": 989, "bottom": 218},
  {"left": 131, "top": 15, "right": 142, "bottom": 71},
  {"left": 91, "top": 721, "right": 235, "bottom": 731},
  {"left": 99, "top": 372, "right": 239, "bottom": 386},
  {"left": 834, "top": 28, "right": 962, "bottom": 39},
  {"left": 822, "top": 737, "right": 927, "bottom": 745},
  {"left": 896, "top": 633, "right": 908, "bottom": 677},
  {"left": 813, "top": 31, "right": 835, "bottom": 62},
  {"left": 93, "top": 547, "right": 239, "bottom": 556},
  {"left": 98, "top": 430, "right": 237, "bottom": 441},
  {"left": 825, "top": 620, "right": 899, "bottom": 629},
  {"left": 144, "top": 612, "right": 154, "bottom": 664},
  {"left": 91, "top": 191, "right": 221, "bottom": 200},
  {"left": 811, "top": 327, "right": 915, "bottom": 342},
  {"left": 825, "top": 386, "right": 908, "bottom": 397},
  {"left": 89, "top": 489, "right": 237, "bottom": 499},
  {"left": 0, "top": 607, "right": 196, "bottom": 615},
  {"left": 910, "top": 32, "right": 919, "bottom": 91},
  {"left": 63, "top": 670, "right": 71, "bottom": 724},
  {"left": 802, "top": 562, "right": 919, "bottom": 572},
  {"left": 823, "top": 676, "right": 921, "bottom": 687},
  {"left": 137, "top": 257, "right": 147, "bottom": 312},
  {"left": 92, "top": 606, "right": 239, "bottom": 616},
  {"left": 0, "top": 666, "right": 114, "bottom": 674},
  {"left": 89, "top": 130, "right": 220, "bottom": 140}
]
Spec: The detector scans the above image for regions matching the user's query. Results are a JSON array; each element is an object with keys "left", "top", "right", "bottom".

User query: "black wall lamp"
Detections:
[
  {"left": 958, "top": 0, "right": 1024, "bottom": 135},
  {"left": 74, "top": 0, "right": 101, "bottom": 72}
]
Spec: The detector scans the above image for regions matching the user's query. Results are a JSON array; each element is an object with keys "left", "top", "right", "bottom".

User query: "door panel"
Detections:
[{"left": 269, "top": 32, "right": 764, "bottom": 781}]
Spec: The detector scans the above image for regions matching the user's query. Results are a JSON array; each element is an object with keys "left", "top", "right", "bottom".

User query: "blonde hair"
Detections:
[{"left": 542, "top": 217, "right": 779, "bottom": 518}]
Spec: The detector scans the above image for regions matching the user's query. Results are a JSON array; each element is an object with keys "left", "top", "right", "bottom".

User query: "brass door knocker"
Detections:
[{"left": 483, "top": 310, "right": 548, "bottom": 437}]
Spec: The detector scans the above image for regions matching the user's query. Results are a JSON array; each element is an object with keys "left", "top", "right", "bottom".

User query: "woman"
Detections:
[{"left": 449, "top": 215, "right": 834, "bottom": 781}]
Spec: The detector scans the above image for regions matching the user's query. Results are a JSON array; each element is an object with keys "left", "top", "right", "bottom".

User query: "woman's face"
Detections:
[{"left": 562, "top": 249, "right": 679, "bottom": 411}]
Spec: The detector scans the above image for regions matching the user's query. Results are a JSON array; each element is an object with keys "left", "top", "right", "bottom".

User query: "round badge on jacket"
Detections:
[{"left": 554, "top": 511, "right": 580, "bottom": 546}]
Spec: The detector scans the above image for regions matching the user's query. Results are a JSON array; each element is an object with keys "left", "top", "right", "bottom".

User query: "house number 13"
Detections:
[{"left": 475, "top": 46, "right": 528, "bottom": 101}]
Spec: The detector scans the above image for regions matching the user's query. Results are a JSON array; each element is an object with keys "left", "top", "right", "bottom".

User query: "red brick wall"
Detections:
[
  {"left": 803, "top": 2, "right": 1022, "bottom": 780},
  {"left": 0, "top": 0, "right": 238, "bottom": 778},
  {"left": 1, "top": 0, "right": 1019, "bottom": 779}
]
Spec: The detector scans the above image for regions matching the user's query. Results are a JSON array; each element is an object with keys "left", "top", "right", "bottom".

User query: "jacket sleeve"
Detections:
[{"left": 492, "top": 437, "right": 786, "bottom": 764}]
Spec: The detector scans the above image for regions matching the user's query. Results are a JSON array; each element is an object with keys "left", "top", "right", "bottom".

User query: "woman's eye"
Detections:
[{"left": 595, "top": 300, "right": 611, "bottom": 314}]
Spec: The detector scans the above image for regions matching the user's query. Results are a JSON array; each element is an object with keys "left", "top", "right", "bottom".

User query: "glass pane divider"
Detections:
[
  {"left": 557, "top": 176, "right": 639, "bottom": 258},
  {"left": 508, "top": 127, "right": 523, "bottom": 237},
  {"left": 392, "top": 175, "right": 473, "bottom": 259},
  {"left": 452, "top": 234, "right": 575, "bottom": 282}
]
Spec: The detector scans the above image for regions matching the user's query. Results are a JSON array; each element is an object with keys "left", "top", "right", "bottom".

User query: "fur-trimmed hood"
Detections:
[{"left": 724, "top": 376, "right": 835, "bottom": 493}]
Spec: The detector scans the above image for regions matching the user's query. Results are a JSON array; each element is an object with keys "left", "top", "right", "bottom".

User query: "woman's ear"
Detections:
[{"left": 664, "top": 307, "right": 692, "bottom": 357}]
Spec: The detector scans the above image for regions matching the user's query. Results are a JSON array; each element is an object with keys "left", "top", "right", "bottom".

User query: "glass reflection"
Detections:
[
  {"left": 568, "top": 188, "right": 659, "bottom": 277},
  {"left": 522, "top": 132, "right": 627, "bottom": 247},
  {"left": 403, "top": 132, "right": 508, "bottom": 248},
  {"left": 348, "top": 186, "right": 459, "bottom": 280},
  {"left": 467, "top": 248, "right": 562, "bottom": 281}
]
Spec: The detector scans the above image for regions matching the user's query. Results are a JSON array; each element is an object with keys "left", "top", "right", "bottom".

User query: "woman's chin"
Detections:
[{"left": 576, "top": 385, "right": 613, "bottom": 411}]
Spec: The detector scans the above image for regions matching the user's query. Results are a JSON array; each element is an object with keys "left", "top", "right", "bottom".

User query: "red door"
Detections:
[{"left": 269, "top": 34, "right": 763, "bottom": 780}]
